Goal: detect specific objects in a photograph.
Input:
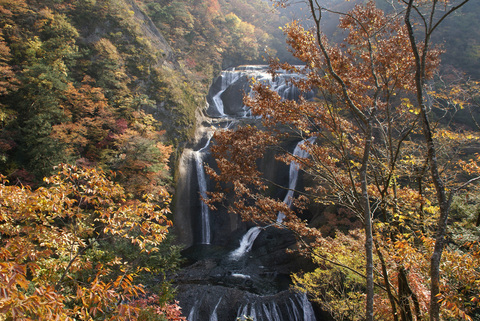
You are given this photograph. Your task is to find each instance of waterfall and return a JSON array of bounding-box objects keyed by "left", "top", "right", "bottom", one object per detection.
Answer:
[
  {"left": 187, "top": 298, "right": 200, "bottom": 321},
  {"left": 176, "top": 66, "right": 319, "bottom": 321},
  {"left": 209, "top": 297, "right": 223, "bottom": 321},
  {"left": 298, "top": 292, "right": 316, "bottom": 321},
  {"left": 237, "top": 304, "right": 249, "bottom": 321},
  {"left": 235, "top": 294, "right": 316, "bottom": 321},
  {"left": 288, "top": 297, "right": 302, "bottom": 320},
  {"left": 187, "top": 305, "right": 197, "bottom": 321},
  {"left": 230, "top": 136, "right": 316, "bottom": 259},
  {"left": 277, "top": 136, "right": 316, "bottom": 223},
  {"left": 262, "top": 302, "right": 282, "bottom": 321},
  {"left": 208, "top": 66, "right": 311, "bottom": 119},
  {"left": 229, "top": 226, "right": 263, "bottom": 260},
  {"left": 211, "top": 70, "right": 242, "bottom": 117},
  {"left": 193, "top": 133, "right": 214, "bottom": 244}
]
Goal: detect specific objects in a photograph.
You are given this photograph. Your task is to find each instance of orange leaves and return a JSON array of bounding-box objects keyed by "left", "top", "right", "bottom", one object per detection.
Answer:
[
  {"left": 284, "top": 21, "right": 321, "bottom": 69},
  {"left": 435, "top": 243, "right": 480, "bottom": 320},
  {"left": 0, "top": 164, "right": 175, "bottom": 320},
  {"left": 339, "top": 1, "right": 387, "bottom": 36},
  {"left": 51, "top": 78, "right": 115, "bottom": 158},
  {"left": 211, "top": 125, "right": 278, "bottom": 185}
]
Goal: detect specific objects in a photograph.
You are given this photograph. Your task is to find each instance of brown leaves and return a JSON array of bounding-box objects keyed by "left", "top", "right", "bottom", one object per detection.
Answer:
[{"left": 0, "top": 164, "right": 175, "bottom": 320}]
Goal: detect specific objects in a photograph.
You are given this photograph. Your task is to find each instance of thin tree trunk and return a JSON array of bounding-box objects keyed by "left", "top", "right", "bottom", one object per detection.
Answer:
[
  {"left": 403, "top": 0, "right": 473, "bottom": 317},
  {"left": 374, "top": 239, "right": 399, "bottom": 321},
  {"left": 404, "top": 2, "right": 449, "bottom": 319},
  {"left": 398, "top": 267, "right": 414, "bottom": 321},
  {"left": 360, "top": 116, "right": 375, "bottom": 321}
]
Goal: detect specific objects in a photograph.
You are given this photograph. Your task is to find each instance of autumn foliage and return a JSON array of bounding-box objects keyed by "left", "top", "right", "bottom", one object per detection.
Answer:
[
  {"left": 208, "top": 1, "right": 480, "bottom": 320},
  {"left": 0, "top": 164, "right": 184, "bottom": 320}
]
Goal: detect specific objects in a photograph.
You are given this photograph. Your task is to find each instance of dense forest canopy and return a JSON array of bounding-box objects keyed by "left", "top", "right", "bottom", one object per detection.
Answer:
[
  {"left": 0, "top": 0, "right": 479, "bottom": 319},
  {"left": 0, "top": 0, "right": 478, "bottom": 181},
  {"left": 0, "top": 0, "right": 310, "bottom": 181}
]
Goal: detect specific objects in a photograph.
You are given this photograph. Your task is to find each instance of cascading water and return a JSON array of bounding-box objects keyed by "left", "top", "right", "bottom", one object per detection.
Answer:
[
  {"left": 207, "top": 65, "right": 314, "bottom": 119},
  {"left": 211, "top": 70, "right": 243, "bottom": 117},
  {"left": 192, "top": 133, "right": 214, "bottom": 244},
  {"left": 231, "top": 135, "right": 317, "bottom": 260},
  {"left": 175, "top": 65, "right": 319, "bottom": 321},
  {"left": 277, "top": 136, "right": 317, "bottom": 223},
  {"left": 236, "top": 293, "right": 316, "bottom": 321},
  {"left": 299, "top": 292, "right": 316, "bottom": 321},
  {"left": 229, "top": 226, "right": 263, "bottom": 260},
  {"left": 209, "top": 297, "right": 223, "bottom": 321}
]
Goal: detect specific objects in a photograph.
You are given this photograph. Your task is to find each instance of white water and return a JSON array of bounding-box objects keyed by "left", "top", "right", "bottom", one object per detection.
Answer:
[
  {"left": 229, "top": 136, "right": 316, "bottom": 259},
  {"left": 277, "top": 136, "right": 316, "bottom": 223},
  {"left": 237, "top": 304, "right": 249, "bottom": 321},
  {"left": 229, "top": 226, "right": 263, "bottom": 260},
  {"left": 299, "top": 292, "right": 316, "bottom": 321},
  {"left": 249, "top": 305, "right": 257, "bottom": 320},
  {"left": 210, "top": 65, "right": 311, "bottom": 119},
  {"left": 209, "top": 297, "right": 223, "bottom": 321},
  {"left": 231, "top": 273, "right": 251, "bottom": 279},
  {"left": 193, "top": 133, "right": 214, "bottom": 244},
  {"left": 235, "top": 293, "right": 316, "bottom": 321},
  {"left": 187, "top": 300, "right": 198, "bottom": 321},
  {"left": 211, "top": 70, "right": 242, "bottom": 117},
  {"left": 184, "top": 66, "right": 318, "bottom": 321},
  {"left": 262, "top": 302, "right": 282, "bottom": 321},
  {"left": 289, "top": 297, "right": 302, "bottom": 320}
]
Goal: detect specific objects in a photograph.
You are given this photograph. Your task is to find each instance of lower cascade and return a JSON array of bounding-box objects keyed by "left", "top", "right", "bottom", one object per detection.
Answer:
[
  {"left": 174, "top": 66, "right": 321, "bottom": 320},
  {"left": 230, "top": 226, "right": 263, "bottom": 260}
]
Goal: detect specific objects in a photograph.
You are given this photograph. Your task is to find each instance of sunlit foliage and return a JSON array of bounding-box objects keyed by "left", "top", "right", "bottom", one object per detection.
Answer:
[
  {"left": 0, "top": 164, "right": 184, "bottom": 320},
  {"left": 208, "top": 1, "right": 480, "bottom": 320}
]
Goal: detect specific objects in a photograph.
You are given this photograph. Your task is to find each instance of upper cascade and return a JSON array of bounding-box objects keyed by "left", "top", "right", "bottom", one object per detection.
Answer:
[{"left": 206, "top": 65, "right": 314, "bottom": 118}]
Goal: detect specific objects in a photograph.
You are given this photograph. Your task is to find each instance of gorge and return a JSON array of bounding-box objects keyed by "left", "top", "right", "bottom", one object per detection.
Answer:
[{"left": 174, "top": 66, "right": 325, "bottom": 320}]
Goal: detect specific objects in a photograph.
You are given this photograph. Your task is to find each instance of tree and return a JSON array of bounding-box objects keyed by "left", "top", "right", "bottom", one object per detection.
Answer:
[
  {"left": 0, "top": 29, "right": 18, "bottom": 166},
  {"left": 0, "top": 164, "right": 184, "bottom": 320},
  {"left": 108, "top": 110, "right": 173, "bottom": 201},
  {"left": 2, "top": 8, "right": 81, "bottom": 178},
  {"left": 207, "top": 0, "right": 479, "bottom": 320},
  {"left": 402, "top": 0, "right": 479, "bottom": 319}
]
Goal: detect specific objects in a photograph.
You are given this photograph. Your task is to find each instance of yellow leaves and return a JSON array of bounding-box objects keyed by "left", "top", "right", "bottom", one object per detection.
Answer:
[
  {"left": 0, "top": 164, "right": 173, "bottom": 320},
  {"left": 293, "top": 230, "right": 367, "bottom": 321},
  {"left": 438, "top": 129, "right": 478, "bottom": 142},
  {"left": 350, "top": 159, "right": 361, "bottom": 169},
  {"left": 401, "top": 98, "right": 419, "bottom": 114},
  {"left": 457, "top": 154, "right": 480, "bottom": 176}
]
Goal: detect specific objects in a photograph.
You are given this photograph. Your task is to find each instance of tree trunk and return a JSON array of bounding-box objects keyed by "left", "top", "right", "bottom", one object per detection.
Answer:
[
  {"left": 360, "top": 116, "right": 375, "bottom": 321},
  {"left": 375, "top": 239, "right": 399, "bottom": 321},
  {"left": 404, "top": 2, "right": 450, "bottom": 319},
  {"left": 398, "top": 267, "right": 414, "bottom": 321}
]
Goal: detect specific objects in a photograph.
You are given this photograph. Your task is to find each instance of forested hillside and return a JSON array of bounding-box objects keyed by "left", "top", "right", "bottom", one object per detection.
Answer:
[
  {"left": 0, "top": 0, "right": 291, "bottom": 183},
  {"left": 1, "top": 0, "right": 477, "bottom": 183},
  {"left": 1, "top": 0, "right": 479, "bottom": 319},
  {"left": 433, "top": 0, "right": 480, "bottom": 79},
  {"left": 0, "top": 0, "right": 289, "bottom": 319}
]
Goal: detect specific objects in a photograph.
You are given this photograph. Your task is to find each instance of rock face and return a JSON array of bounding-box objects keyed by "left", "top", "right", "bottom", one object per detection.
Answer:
[
  {"left": 173, "top": 227, "right": 321, "bottom": 321},
  {"left": 173, "top": 66, "right": 327, "bottom": 320},
  {"left": 125, "top": 0, "right": 176, "bottom": 68}
]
